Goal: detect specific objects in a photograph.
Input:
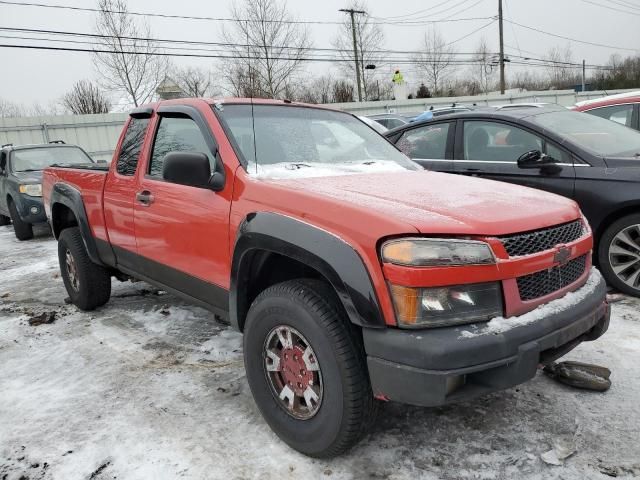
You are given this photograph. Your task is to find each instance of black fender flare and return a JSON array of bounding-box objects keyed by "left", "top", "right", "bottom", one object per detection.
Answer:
[
  {"left": 230, "top": 212, "right": 386, "bottom": 331},
  {"left": 50, "top": 183, "right": 105, "bottom": 266}
]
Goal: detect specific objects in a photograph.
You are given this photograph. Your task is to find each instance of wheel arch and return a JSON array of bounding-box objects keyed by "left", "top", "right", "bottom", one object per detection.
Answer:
[
  {"left": 594, "top": 202, "right": 640, "bottom": 251},
  {"left": 50, "top": 183, "right": 104, "bottom": 266},
  {"left": 230, "top": 212, "right": 385, "bottom": 332}
]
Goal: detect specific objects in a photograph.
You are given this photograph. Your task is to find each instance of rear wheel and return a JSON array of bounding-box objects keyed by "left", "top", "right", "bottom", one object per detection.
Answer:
[
  {"left": 243, "top": 279, "right": 377, "bottom": 458},
  {"left": 58, "top": 227, "right": 111, "bottom": 310},
  {"left": 598, "top": 213, "right": 640, "bottom": 296},
  {"left": 0, "top": 214, "right": 10, "bottom": 226},
  {"left": 8, "top": 199, "right": 33, "bottom": 241}
]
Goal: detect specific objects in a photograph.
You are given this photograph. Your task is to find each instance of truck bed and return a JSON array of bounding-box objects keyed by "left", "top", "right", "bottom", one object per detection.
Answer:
[{"left": 42, "top": 165, "right": 110, "bottom": 242}]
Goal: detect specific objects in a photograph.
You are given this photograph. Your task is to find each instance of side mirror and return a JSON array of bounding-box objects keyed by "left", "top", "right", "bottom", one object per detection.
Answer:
[
  {"left": 162, "top": 151, "right": 225, "bottom": 191},
  {"left": 517, "top": 150, "right": 562, "bottom": 173}
]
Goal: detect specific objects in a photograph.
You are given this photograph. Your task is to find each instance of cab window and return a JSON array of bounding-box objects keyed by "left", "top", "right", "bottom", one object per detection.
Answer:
[
  {"left": 149, "top": 116, "right": 213, "bottom": 178},
  {"left": 116, "top": 117, "right": 149, "bottom": 176},
  {"left": 396, "top": 123, "right": 450, "bottom": 159}
]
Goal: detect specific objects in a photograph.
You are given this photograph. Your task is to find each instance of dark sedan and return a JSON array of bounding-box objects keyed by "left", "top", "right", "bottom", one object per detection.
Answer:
[
  {"left": 385, "top": 104, "right": 640, "bottom": 296},
  {"left": 0, "top": 142, "right": 95, "bottom": 240}
]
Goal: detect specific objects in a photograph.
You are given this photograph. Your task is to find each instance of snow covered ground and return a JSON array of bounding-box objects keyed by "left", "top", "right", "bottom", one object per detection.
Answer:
[{"left": 1, "top": 225, "right": 639, "bottom": 480}]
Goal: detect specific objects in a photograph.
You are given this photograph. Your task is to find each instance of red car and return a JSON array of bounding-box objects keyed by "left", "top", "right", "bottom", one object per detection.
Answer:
[
  {"left": 42, "top": 98, "right": 609, "bottom": 457},
  {"left": 574, "top": 91, "right": 640, "bottom": 130}
]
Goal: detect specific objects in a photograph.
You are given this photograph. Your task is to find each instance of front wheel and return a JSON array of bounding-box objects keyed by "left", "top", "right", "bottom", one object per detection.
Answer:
[
  {"left": 58, "top": 227, "right": 112, "bottom": 310},
  {"left": 598, "top": 213, "right": 640, "bottom": 296},
  {"left": 8, "top": 200, "right": 33, "bottom": 241},
  {"left": 243, "top": 279, "right": 377, "bottom": 458}
]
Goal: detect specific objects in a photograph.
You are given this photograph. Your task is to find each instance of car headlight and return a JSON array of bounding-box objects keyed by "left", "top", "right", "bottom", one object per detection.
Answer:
[
  {"left": 381, "top": 238, "right": 495, "bottom": 267},
  {"left": 389, "top": 282, "right": 503, "bottom": 328},
  {"left": 19, "top": 184, "right": 42, "bottom": 197}
]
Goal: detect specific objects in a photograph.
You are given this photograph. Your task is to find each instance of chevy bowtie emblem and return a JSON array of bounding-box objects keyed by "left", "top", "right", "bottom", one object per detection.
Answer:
[{"left": 554, "top": 246, "right": 571, "bottom": 265}]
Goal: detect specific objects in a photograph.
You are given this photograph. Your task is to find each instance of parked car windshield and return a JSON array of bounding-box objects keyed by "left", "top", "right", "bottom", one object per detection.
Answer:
[
  {"left": 11, "top": 146, "right": 93, "bottom": 172},
  {"left": 531, "top": 111, "right": 640, "bottom": 157},
  {"left": 214, "top": 104, "right": 418, "bottom": 177}
]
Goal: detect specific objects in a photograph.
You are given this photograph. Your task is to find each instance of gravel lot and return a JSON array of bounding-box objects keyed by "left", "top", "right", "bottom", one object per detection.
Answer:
[{"left": 1, "top": 224, "right": 639, "bottom": 480}]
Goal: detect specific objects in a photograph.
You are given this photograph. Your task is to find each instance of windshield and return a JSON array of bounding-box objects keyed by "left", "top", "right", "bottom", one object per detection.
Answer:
[
  {"left": 214, "top": 104, "right": 418, "bottom": 177},
  {"left": 11, "top": 146, "right": 93, "bottom": 172},
  {"left": 530, "top": 110, "right": 640, "bottom": 157}
]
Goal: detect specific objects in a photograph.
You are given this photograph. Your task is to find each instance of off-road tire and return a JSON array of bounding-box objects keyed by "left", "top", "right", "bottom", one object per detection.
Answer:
[
  {"left": 8, "top": 199, "right": 33, "bottom": 241},
  {"left": 58, "top": 227, "right": 111, "bottom": 310},
  {"left": 243, "top": 278, "right": 377, "bottom": 458},
  {"left": 0, "top": 214, "right": 10, "bottom": 226},
  {"left": 598, "top": 213, "right": 640, "bottom": 297}
]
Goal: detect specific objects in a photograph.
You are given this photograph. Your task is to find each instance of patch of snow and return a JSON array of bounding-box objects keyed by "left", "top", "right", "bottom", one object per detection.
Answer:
[
  {"left": 460, "top": 268, "right": 603, "bottom": 338},
  {"left": 252, "top": 160, "right": 408, "bottom": 180}
]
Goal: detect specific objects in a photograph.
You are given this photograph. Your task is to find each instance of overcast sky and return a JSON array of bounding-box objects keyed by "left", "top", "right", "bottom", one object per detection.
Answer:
[{"left": 1, "top": 0, "right": 639, "bottom": 108}]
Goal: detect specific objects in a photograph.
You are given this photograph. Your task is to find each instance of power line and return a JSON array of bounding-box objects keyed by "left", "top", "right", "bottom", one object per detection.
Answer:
[
  {"left": 504, "top": 19, "right": 639, "bottom": 51},
  {"left": 0, "top": 0, "right": 493, "bottom": 27},
  {"left": 578, "top": 0, "right": 640, "bottom": 15},
  {"left": 0, "top": 26, "right": 491, "bottom": 57},
  {"left": 444, "top": 19, "right": 497, "bottom": 46}
]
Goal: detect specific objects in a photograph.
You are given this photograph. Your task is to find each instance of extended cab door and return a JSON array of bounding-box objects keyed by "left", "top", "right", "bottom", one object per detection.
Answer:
[
  {"left": 133, "top": 105, "right": 232, "bottom": 307},
  {"left": 103, "top": 113, "right": 152, "bottom": 267},
  {"left": 392, "top": 121, "right": 455, "bottom": 172},
  {"left": 453, "top": 119, "right": 576, "bottom": 199}
]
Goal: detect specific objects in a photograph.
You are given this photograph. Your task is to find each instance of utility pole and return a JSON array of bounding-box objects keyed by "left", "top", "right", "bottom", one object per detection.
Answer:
[
  {"left": 498, "top": 0, "right": 505, "bottom": 94},
  {"left": 582, "top": 59, "right": 586, "bottom": 92},
  {"left": 339, "top": 8, "right": 365, "bottom": 102}
]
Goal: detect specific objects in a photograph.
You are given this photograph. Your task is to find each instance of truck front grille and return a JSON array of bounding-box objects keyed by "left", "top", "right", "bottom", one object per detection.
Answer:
[
  {"left": 499, "top": 220, "right": 585, "bottom": 257},
  {"left": 517, "top": 255, "right": 587, "bottom": 301}
]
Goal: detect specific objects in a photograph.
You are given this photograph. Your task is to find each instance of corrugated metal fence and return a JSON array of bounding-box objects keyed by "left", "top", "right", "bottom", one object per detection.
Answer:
[
  {"left": 0, "top": 112, "right": 127, "bottom": 162},
  {"left": 0, "top": 89, "right": 634, "bottom": 162}
]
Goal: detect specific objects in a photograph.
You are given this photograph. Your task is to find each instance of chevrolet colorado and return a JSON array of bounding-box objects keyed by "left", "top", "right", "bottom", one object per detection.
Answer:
[{"left": 42, "top": 98, "right": 609, "bottom": 457}]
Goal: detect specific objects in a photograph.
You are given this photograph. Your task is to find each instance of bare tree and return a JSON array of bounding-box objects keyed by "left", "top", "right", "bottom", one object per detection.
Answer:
[
  {"left": 332, "top": 1, "right": 385, "bottom": 101},
  {"left": 62, "top": 80, "right": 111, "bottom": 114},
  {"left": 333, "top": 80, "right": 355, "bottom": 103},
  {"left": 223, "top": 0, "right": 312, "bottom": 99},
  {"left": 93, "top": 0, "right": 168, "bottom": 106},
  {"left": 172, "top": 66, "right": 218, "bottom": 98},
  {"left": 416, "top": 27, "right": 457, "bottom": 97},
  {"left": 0, "top": 98, "right": 23, "bottom": 118},
  {"left": 469, "top": 37, "right": 497, "bottom": 95},
  {"left": 545, "top": 44, "right": 578, "bottom": 88}
]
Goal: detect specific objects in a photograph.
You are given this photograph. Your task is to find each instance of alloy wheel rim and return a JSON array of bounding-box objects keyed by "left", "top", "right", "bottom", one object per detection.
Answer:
[
  {"left": 65, "top": 249, "right": 80, "bottom": 292},
  {"left": 609, "top": 223, "right": 640, "bottom": 290},
  {"left": 263, "top": 325, "right": 323, "bottom": 420}
]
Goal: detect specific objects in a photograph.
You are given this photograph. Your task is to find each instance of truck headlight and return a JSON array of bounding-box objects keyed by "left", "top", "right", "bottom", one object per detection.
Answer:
[
  {"left": 19, "top": 184, "right": 42, "bottom": 197},
  {"left": 389, "top": 282, "right": 503, "bottom": 328},
  {"left": 381, "top": 238, "right": 495, "bottom": 267}
]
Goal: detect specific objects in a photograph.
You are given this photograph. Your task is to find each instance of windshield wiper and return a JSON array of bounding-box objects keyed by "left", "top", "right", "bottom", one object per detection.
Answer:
[
  {"left": 284, "top": 163, "right": 313, "bottom": 170},
  {"left": 16, "top": 168, "right": 43, "bottom": 172}
]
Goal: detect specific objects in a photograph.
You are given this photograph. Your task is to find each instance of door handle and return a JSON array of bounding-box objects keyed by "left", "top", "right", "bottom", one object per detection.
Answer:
[{"left": 136, "top": 190, "right": 154, "bottom": 206}]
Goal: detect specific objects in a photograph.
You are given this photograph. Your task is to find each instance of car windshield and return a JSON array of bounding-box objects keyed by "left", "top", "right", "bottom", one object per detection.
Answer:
[
  {"left": 214, "top": 104, "right": 418, "bottom": 178},
  {"left": 530, "top": 111, "right": 640, "bottom": 157},
  {"left": 11, "top": 146, "right": 92, "bottom": 172}
]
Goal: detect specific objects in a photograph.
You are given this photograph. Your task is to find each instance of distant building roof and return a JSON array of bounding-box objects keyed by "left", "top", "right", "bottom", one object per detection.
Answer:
[{"left": 156, "top": 77, "right": 184, "bottom": 100}]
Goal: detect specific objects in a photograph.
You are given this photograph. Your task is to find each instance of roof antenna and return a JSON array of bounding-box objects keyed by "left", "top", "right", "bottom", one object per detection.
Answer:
[{"left": 246, "top": 20, "right": 258, "bottom": 175}]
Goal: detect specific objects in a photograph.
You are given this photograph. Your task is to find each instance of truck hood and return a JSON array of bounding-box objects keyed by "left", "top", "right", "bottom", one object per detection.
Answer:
[
  {"left": 263, "top": 170, "right": 581, "bottom": 236},
  {"left": 12, "top": 171, "right": 43, "bottom": 184}
]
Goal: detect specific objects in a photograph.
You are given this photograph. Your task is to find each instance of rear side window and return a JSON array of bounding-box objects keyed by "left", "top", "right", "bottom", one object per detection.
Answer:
[
  {"left": 117, "top": 117, "right": 149, "bottom": 176},
  {"left": 587, "top": 104, "right": 634, "bottom": 127},
  {"left": 148, "top": 116, "right": 213, "bottom": 178},
  {"left": 463, "top": 121, "right": 542, "bottom": 162},
  {"left": 396, "top": 123, "right": 450, "bottom": 159}
]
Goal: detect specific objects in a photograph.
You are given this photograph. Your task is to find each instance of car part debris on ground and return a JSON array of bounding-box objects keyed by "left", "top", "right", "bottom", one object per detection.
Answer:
[
  {"left": 541, "top": 437, "right": 577, "bottom": 466},
  {"left": 543, "top": 361, "right": 612, "bottom": 391}
]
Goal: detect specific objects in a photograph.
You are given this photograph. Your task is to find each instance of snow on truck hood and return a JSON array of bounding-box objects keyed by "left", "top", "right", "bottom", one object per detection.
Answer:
[{"left": 256, "top": 169, "right": 581, "bottom": 237}]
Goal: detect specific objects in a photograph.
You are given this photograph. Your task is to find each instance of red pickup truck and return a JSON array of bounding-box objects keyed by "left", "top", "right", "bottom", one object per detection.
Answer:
[{"left": 42, "top": 98, "right": 609, "bottom": 457}]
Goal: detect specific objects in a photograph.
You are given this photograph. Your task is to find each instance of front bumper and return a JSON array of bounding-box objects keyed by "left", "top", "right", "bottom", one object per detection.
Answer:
[
  {"left": 16, "top": 194, "right": 47, "bottom": 223},
  {"left": 364, "top": 271, "right": 610, "bottom": 407}
]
